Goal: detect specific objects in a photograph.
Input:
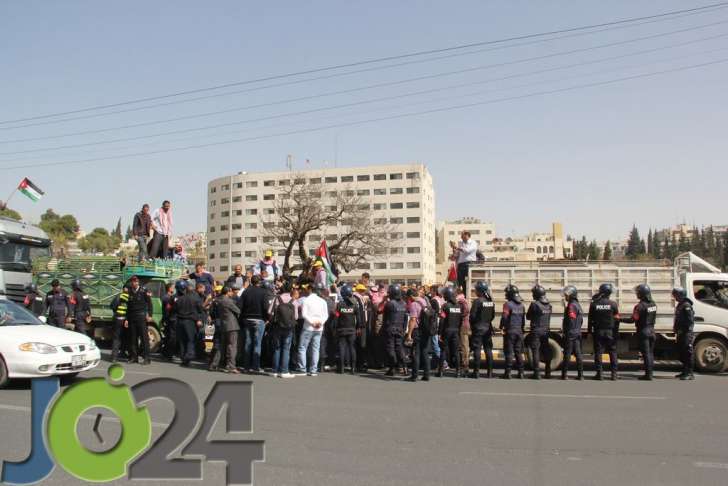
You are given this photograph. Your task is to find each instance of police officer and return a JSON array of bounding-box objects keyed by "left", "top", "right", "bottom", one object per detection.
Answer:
[
  {"left": 126, "top": 275, "right": 153, "bottom": 365},
  {"left": 588, "top": 283, "right": 620, "bottom": 381},
  {"left": 405, "top": 288, "right": 434, "bottom": 382},
  {"left": 672, "top": 287, "right": 695, "bottom": 380},
  {"left": 500, "top": 284, "right": 525, "bottom": 379},
  {"left": 161, "top": 282, "right": 178, "bottom": 361},
  {"left": 44, "top": 279, "right": 70, "bottom": 328},
  {"left": 334, "top": 284, "right": 360, "bottom": 375},
  {"left": 109, "top": 287, "right": 129, "bottom": 362},
  {"left": 526, "top": 284, "right": 552, "bottom": 380},
  {"left": 619, "top": 284, "right": 658, "bottom": 380},
  {"left": 172, "top": 278, "right": 205, "bottom": 367},
  {"left": 438, "top": 287, "right": 465, "bottom": 378},
  {"left": 69, "top": 279, "right": 92, "bottom": 337},
  {"left": 561, "top": 285, "right": 584, "bottom": 380},
  {"left": 23, "top": 283, "right": 45, "bottom": 317},
  {"left": 383, "top": 284, "right": 408, "bottom": 377},
  {"left": 469, "top": 281, "right": 495, "bottom": 379}
]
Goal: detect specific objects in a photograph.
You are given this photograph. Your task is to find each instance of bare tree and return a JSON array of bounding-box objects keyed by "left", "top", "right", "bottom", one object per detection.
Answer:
[{"left": 260, "top": 172, "right": 399, "bottom": 275}]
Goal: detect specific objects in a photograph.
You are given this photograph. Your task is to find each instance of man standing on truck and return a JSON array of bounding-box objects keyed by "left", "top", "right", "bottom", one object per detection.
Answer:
[
  {"left": 500, "top": 284, "right": 525, "bottom": 379},
  {"left": 619, "top": 284, "right": 658, "bottom": 381},
  {"left": 45, "top": 279, "right": 70, "bottom": 328},
  {"left": 526, "top": 285, "right": 552, "bottom": 380},
  {"left": 588, "top": 283, "right": 621, "bottom": 381},
  {"left": 132, "top": 204, "right": 152, "bottom": 261},
  {"left": 672, "top": 287, "right": 696, "bottom": 381},
  {"left": 149, "top": 200, "right": 173, "bottom": 259},
  {"left": 126, "top": 276, "right": 153, "bottom": 365},
  {"left": 450, "top": 231, "right": 477, "bottom": 291},
  {"left": 69, "top": 279, "right": 92, "bottom": 337},
  {"left": 561, "top": 285, "right": 585, "bottom": 380}
]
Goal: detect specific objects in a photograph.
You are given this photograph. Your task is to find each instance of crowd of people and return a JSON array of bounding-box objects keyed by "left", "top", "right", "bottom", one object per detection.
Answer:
[{"left": 97, "top": 253, "right": 696, "bottom": 382}]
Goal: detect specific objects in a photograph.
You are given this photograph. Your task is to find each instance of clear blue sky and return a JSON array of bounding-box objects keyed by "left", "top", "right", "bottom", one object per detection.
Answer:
[{"left": 1, "top": 1, "right": 726, "bottom": 241}]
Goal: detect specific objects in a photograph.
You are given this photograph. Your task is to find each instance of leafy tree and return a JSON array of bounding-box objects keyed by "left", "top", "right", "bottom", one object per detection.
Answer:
[
  {"left": 603, "top": 241, "right": 613, "bottom": 261},
  {"left": 124, "top": 225, "right": 133, "bottom": 241},
  {"left": 678, "top": 233, "right": 690, "bottom": 252},
  {"left": 38, "top": 209, "right": 79, "bottom": 256},
  {"left": 647, "top": 229, "right": 653, "bottom": 256},
  {"left": 587, "top": 240, "right": 600, "bottom": 260},
  {"left": 113, "top": 218, "right": 122, "bottom": 239},
  {"left": 78, "top": 227, "right": 121, "bottom": 255},
  {"left": 625, "top": 225, "right": 645, "bottom": 260},
  {"left": 0, "top": 207, "right": 21, "bottom": 220}
]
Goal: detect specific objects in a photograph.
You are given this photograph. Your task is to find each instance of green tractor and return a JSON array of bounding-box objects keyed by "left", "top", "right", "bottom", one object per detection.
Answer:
[{"left": 33, "top": 257, "right": 188, "bottom": 353}]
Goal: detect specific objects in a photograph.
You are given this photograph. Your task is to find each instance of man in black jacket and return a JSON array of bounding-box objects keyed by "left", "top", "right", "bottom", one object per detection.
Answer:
[
  {"left": 126, "top": 276, "right": 153, "bottom": 365},
  {"left": 132, "top": 204, "right": 152, "bottom": 261},
  {"left": 214, "top": 287, "right": 241, "bottom": 373},
  {"left": 172, "top": 280, "right": 205, "bottom": 367},
  {"left": 238, "top": 275, "right": 269, "bottom": 373},
  {"left": 672, "top": 287, "right": 695, "bottom": 380}
]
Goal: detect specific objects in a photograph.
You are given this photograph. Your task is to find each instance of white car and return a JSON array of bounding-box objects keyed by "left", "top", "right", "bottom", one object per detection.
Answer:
[{"left": 0, "top": 299, "right": 101, "bottom": 388}]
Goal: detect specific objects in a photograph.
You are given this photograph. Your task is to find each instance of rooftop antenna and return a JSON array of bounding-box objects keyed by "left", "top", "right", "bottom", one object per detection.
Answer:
[{"left": 286, "top": 154, "right": 293, "bottom": 171}]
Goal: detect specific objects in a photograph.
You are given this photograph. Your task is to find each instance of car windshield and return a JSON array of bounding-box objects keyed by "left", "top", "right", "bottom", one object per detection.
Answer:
[
  {"left": 0, "top": 240, "right": 51, "bottom": 272},
  {"left": 0, "top": 300, "right": 43, "bottom": 326}
]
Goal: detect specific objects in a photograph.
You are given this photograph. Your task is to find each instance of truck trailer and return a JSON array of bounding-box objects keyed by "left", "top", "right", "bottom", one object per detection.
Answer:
[{"left": 466, "top": 252, "right": 728, "bottom": 373}]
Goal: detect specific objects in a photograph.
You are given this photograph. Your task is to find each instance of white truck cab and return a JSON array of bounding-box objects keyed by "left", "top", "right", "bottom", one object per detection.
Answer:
[{"left": 0, "top": 217, "right": 52, "bottom": 303}]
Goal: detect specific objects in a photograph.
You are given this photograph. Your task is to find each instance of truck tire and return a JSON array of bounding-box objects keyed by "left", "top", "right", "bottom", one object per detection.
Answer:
[
  {"left": 695, "top": 336, "right": 728, "bottom": 373},
  {"left": 0, "top": 355, "right": 8, "bottom": 389},
  {"left": 524, "top": 337, "right": 563, "bottom": 371},
  {"left": 148, "top": 325, "right": 162, "bottom": 354}
]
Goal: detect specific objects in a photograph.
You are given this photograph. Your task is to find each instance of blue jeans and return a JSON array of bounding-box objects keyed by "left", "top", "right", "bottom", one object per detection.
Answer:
[
  {"left": 297, "top": 329, "right": 322, "bottom": 373},
  {"left": 431, "top": 335, "right": 441, "bottom": 358},
  {"left": 243, "top": 319, "right": 266, "bottom": 371},
  {"left": 272, "top": 331, "right": 292, "bottom": 374}
]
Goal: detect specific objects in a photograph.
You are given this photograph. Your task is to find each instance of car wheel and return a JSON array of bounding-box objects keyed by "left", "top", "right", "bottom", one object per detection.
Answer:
[
  {"left": 148, "top": 325, "right": 161, "bottom": 354},
  {"left": 0, "top": 355, "right": 9, "bottom": 389},
  {"left": 695, "top": 336, "right": 728, "bottom": 373}
]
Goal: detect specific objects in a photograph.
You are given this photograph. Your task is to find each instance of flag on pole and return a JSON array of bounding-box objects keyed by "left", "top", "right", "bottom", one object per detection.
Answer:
[
  {"left": 18, "top": 178, "right": 44, "bottom": 202},
  {"left": 315, "top": 240, "right": 337, "bottom": 286}
]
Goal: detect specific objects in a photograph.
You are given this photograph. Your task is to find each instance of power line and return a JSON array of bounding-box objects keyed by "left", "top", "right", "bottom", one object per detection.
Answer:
[
  {"left": 1, "top": 6, "right": 723, "bottom": 131},
  {"left": 4, "top": 17, "right": 727, "bottom": 145},
  {"left": 3, "top": 57, "right": 725, "bottom": 171},
  {"left": 3, "top": 21, "right": 726, "bottom": 156},
  {"left": 1, "top": 1, "right": 726, "bottom": 126}
]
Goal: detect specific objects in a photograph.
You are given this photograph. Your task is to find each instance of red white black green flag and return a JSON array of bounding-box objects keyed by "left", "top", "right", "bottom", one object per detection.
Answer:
[{"left": 18, "top": 178, "right": 44, "bottom": 202}]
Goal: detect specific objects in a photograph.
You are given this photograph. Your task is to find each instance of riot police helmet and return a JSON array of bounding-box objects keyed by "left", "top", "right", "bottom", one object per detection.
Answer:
[
  {"left": 175, "top": 279, "right": 188, "bottom": 294},
  {"left": 388, "top": 284, "right": 402, "bottom": 300},
  {"left": 635, "top": 283, "right": 652, "bottom": 300},
  {"left": 474, "top": 281, "right": 491, "bottom": 299},
  {"left": 340, "top": 284, "right": 353, "bottom": 299},
  {"left": 598, "top": 283, "right": 613, "bottom": 297},
  {"left": 562, "top": 285, "right": 578, "bottom": 301}
]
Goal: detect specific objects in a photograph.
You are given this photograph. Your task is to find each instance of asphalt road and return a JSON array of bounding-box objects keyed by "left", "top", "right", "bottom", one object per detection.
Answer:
[{"left": 1, "top": 355, "right": 727, "bottom": 486}]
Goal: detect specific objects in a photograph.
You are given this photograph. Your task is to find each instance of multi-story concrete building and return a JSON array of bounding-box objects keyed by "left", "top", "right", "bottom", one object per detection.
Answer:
[{"left": 206, "top": 163, "right": 436, "bottom": 285}]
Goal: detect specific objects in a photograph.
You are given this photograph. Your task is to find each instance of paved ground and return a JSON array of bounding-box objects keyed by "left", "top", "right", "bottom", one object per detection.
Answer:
[{"left": 1, "top": 354, "right": 727, "bottom": 486}]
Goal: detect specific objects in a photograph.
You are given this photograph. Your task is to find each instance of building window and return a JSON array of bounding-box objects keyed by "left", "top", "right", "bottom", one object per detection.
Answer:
[
  {"left": 406, "top": 187, "right": 420, "bottom": 194},
  {"left": 245, "top": 237, "right": 257, "bottom": 243},
  {"left": 373, "top": 188, "right": 386, "bottom": 196},
  {"left": 406, "top": 172, "right": 419, "bottom": 179},
  {"left": 325, "top": 176, "right": 337, "bottom": 183},
  {"left": 263, "top": 194, "right": 274, "bottom": 200},
  {"left": 221, "top": 184, "right": 230, "bottom": 191},
  {"left": 357, "top": 175, "right": 370, "bottom": 182},
  {"left": 374, "top": 218, "right": 387, "bottom": 225},
  {"left": 278, "top": 179, "right": 289, "bottom": 186},
  {"left": 234, "top": 210, "right": 242, "bottom": 216},
  {"left": 246, "top": 181, "right": 258, "bottom": 188},
  {"left": 210, "top": 200, "right": 216, "bottom": 207},
  {"left": 221, "top": 211, "right": 229, "bottom": 217},
  {"left": 232, "top": 196, "right": 242, "bottom": 203},
  {"left": 390, "top": 217, "right": 403, "bottom": 224},
  {"left": 210, "top": 213, "right": 216, "bottom": 220},
  {"left": 210, "top": 187, "right": 217, "bottom": 193},
  {"left": 232, "top": 251, "right": 241, "bottom": 258},
  {"left": 309, "top": 177, "right": 322, "bottom": 184},
  {"left": 537, "top": 247, "right": 542, "bottom": 254},
  {"left": 390, "top": 236, "right": 404, "bottom": 244},
  {"left": 220, "top": 198, "right": 230, "bottom": 204},
  {"left": 219, "top": 252, "right": 227, "bottom": 258},
  {"left": 549, "top": 246, "right": 554, "bottom": 253},
  {"left": 308, "top": 234, "right": 322, "bottom": 241},
  {"left": 234, "top": 237, "right": 241, "bottom": 244},
  {"left": 357, "top": 262, "right": 371, "bottom": 270},
  {"left": 358, "top": 204, "right": 370, "bottom": 210},
  {"left": 390, "top": 203, "right": 403, "bottom": 209},
  {"left": 357, "top": 189, "right": 370, "bottom": 196},
  {"left": 245, "top": 223, "right": 257, "bottom": 229},
  {"left": 407, "top": 247, "right": 421, "bottom": 254},
  {"left": 209, "top": 253, "right": 215, "bottom": 259},
  {"left": 390, "top": 188, "right": 403, "bottom": 195},
  {"left": 374, "top": 174, "right": 386, "bottom": 180},
  {"left": 343, "top": 190, "right": 355, "bottom": 197},
  {"left": 294, "top": 178, "right": 305, "bottom": 185},
  {"left": 325, "top": 234, "right": 338, "bottom": 241},
  {"left": 209, "top": 227, "right": 216, "bottom": 233},
  {"left": 209, "top": 240, "right": 216, "bottom": 246},
  {"left": 374, "top": 262, "right": 387, "bottom": 269},
  {"left": 246, "top": 195, "right": 257, "bottom": 201},
  {"left": 220, "top": 265, "right": 228, "bottom": 272},
  {"left": 406, "top": 202, "right": 420, "bottom": 209},
  {"left": 325, "top": 191, "right": 337, "bottom": 198},
  {"left": 264, "top": 180, "right": 275, "bottom": 186},
  {"left": 406, "top": 217, "right": 420, "bottom": 224},
  {"left": 389, "top": 173, "right": 403, "bottom": 180},
  {"left": 264, "top": 208, "right": 275, "bottom": 215},
  {"left": 407, "top": 262, "right": 421, "bottom": 269},
  {"left": 341, "top": 176, "right": 354, "bottom": 182},
  {"left": 263, "top": 236, "right": 275, "bottom": 243},
  {"left": 234, "top": 182, "right": 243, "bottom": 189},
  {"left": 277, "top": 250, "right": 286, "bottom": 257},
  {"left": 230, "top": 223, "right": 240, "bottom": 230},
  {"left": 390, "top": 262, "right": 404, "bottom": 269},
  {"left": 373, "top": 203, "right": 386, "bottom": 210},
  {"left": 245, "top": 209, "right": 258, "bottom": 215},
  {"left": 220, "top": 225, "right": 228, "bottom": 231},
  {"left": 407, "top": 232, "right": 420, "bottom": 238},
  {"left": 245, "top": 251, "right": 256, "bottom": 258}
]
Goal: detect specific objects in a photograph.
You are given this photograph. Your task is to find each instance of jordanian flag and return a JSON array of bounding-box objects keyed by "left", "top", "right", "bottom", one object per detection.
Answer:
[
  {"left": 18, "top": 178, "right": 44, "bottom": 202},
  {"left": 315, "top": 240, "right": 337, "bottom": 286}
]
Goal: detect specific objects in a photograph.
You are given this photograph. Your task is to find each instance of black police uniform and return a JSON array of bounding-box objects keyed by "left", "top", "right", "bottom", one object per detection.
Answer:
[
  {"left": 469, "top": 296, "right": 495, "bottom": 378},
  {"left": 409, "top": 297, "right": 434, "bottom": 381},
  {"left": 334, "top": 296, "right": 360, "bottom": 373},
  {"left": 561, "top": 300, "right": 584, "bottom": 379},
  {"left": 588, "top": 296, "right": 620, "bottom": 379},
  {"left": 70, "top": 289, "right": 92, "bottom": 337},
  {"left": 45, "top": 289, "right": 70, "bottom": 328},
  {"left": 526, "top": 300, "right": 552, "bottom": 379},
  {"left": 126, "top": 286, "right": 153, "bottom": 363},
  {"left": 173, "top": 291, "right": 205, "bottom": 366},
  {"left": 622, "top": 300, "right": 658, "bottom": 379},
  {"left": 383, "top": 298, "right": 408, "bottom": 375},
  {"left": 673, "top": 298, "right": 695, "bottom": 378},
  {"left": 161, "top": 292, "right": 178, "bottom": 360},
  {"left": 23, "top": 291, "right": 45, "bottom": 317},
  {"left": 439, "top": 300, "right": 465, "bottom": 377},
  {"left": 109, "top": 290, "right": 129, "bottom": 362},
  {"left": 500, "top": 298, "right": 525, "bottom": 378}
]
